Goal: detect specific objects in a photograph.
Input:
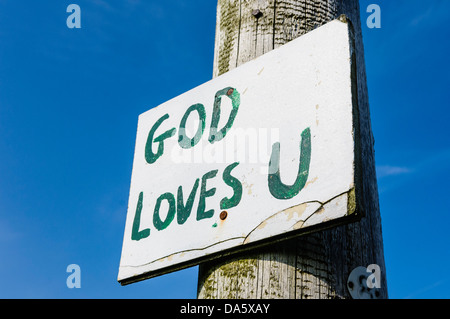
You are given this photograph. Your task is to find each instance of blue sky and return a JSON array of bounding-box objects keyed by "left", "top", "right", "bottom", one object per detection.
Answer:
[{"left": 0, "top": 0, "right": 449, "bottom": 299}]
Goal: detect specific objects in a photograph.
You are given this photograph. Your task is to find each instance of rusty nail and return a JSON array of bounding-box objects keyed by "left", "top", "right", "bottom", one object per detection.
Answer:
[
  {"left": 227, "top": 88, "right": 234, "bottom": 96},
  {"left": 220, "top": 211, "right": 228, "bottom": 220},
  {"left": 252, "top": 9, "right": 263, "bottom": 18}
]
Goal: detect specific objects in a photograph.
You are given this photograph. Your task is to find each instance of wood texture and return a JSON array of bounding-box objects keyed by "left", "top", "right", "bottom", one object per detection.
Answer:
[{"left": 199, "top": 0, "right": 387, "bottom": 299}]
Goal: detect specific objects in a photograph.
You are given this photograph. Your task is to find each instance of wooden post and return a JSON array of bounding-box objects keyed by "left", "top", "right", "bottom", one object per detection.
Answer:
[{"left": 197, "top": 0, "right": 387, "bottom": 299}]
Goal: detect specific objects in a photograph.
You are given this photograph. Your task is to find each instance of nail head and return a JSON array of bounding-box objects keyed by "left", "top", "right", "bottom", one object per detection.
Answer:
[{"left": 220, "top": 211, "right": 228, "bottom": 220}]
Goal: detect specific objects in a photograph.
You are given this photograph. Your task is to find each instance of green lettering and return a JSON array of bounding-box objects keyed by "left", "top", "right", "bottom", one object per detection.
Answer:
[
  {"left": 145, "top": 113, "right": 176, "bottom": 164},
  {"left": 209, "top": 87, "right": 240, "bottom": 144},
  {"left": 177, "top": 178, "right": 200, "bottom": 225},
  {"left": 178, "top": 104, "right": 206, "bottom": 149},
  {"left": 220, "top": 162, "right": 242, "bottom": 210},
  {"left": 131, "top": 192, "right": 150, "bottom": 241},
  {"left": 197, "top": 170, "right": 218, "bottom": 221},
  {"left": 153, "top": 192, "right": 176, "bottom": 231},
  {"left": 268, "top": 128, "right": 311, "bottom": 200}
]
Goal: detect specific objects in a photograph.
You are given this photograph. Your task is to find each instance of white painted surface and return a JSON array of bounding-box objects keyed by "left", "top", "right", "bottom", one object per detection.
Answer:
[{"left": 118, "top": 19, "right": 359, "bottom": 283}]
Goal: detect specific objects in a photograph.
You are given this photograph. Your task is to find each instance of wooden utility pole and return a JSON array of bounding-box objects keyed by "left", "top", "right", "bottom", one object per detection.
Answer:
[{"left": 197, "top": 0, "right": 387, "bottom": 299}]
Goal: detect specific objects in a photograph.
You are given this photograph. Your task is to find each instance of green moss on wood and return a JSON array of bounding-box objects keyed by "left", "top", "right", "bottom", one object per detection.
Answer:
[{"left": 217, "top": 0, "right": 240, "bottom": 76}]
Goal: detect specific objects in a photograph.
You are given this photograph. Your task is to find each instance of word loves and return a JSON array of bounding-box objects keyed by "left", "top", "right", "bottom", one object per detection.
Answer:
[
  {"left": 180, "top": 303, "right": 271, "bottom": 316},
  {"left": 132, "top": 86, "right": 311, "bottom": 241}
]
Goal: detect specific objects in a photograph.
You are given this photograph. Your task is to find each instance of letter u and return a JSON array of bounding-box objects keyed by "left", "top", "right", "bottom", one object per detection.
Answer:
[{"left": 268, "top": 127, "right": 311, "bottom": 199}]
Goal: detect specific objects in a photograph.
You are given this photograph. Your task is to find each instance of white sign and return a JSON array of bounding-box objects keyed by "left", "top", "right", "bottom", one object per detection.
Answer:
[{"left": 118, "top": 18, "right": 362, "bottom": 284}]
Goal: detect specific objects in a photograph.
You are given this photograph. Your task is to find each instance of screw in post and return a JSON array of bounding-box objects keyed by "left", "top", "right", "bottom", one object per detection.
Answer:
[{"left": 252, "top": 9, "right": 263, "bottom": 19}]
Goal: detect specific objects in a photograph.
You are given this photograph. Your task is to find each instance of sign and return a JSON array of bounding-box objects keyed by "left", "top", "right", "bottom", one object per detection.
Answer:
[{"left": 118, "top": 18, "right": 363, "bottom": 285}]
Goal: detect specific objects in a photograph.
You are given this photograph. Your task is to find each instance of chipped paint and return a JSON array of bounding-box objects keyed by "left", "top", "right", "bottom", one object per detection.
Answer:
[
  {"left": 304, "top": 176, "right": 318, "bottom": 189},
  {"left": 243, "top": 189, "right": 355, "bottom": 245},
  {"left": 242, "top": 181, "right": 254, "bottom": 195}
]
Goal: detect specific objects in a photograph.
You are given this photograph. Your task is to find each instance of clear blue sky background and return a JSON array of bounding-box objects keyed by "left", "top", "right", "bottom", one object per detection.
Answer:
[{"left": 0, "top": 0, "right": 448, "bottom": 299}]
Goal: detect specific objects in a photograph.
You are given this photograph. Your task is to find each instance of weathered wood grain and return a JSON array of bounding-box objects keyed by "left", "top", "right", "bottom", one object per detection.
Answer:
[{"left": 199, "top": 0, "right": 387, "bottom": 299}]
